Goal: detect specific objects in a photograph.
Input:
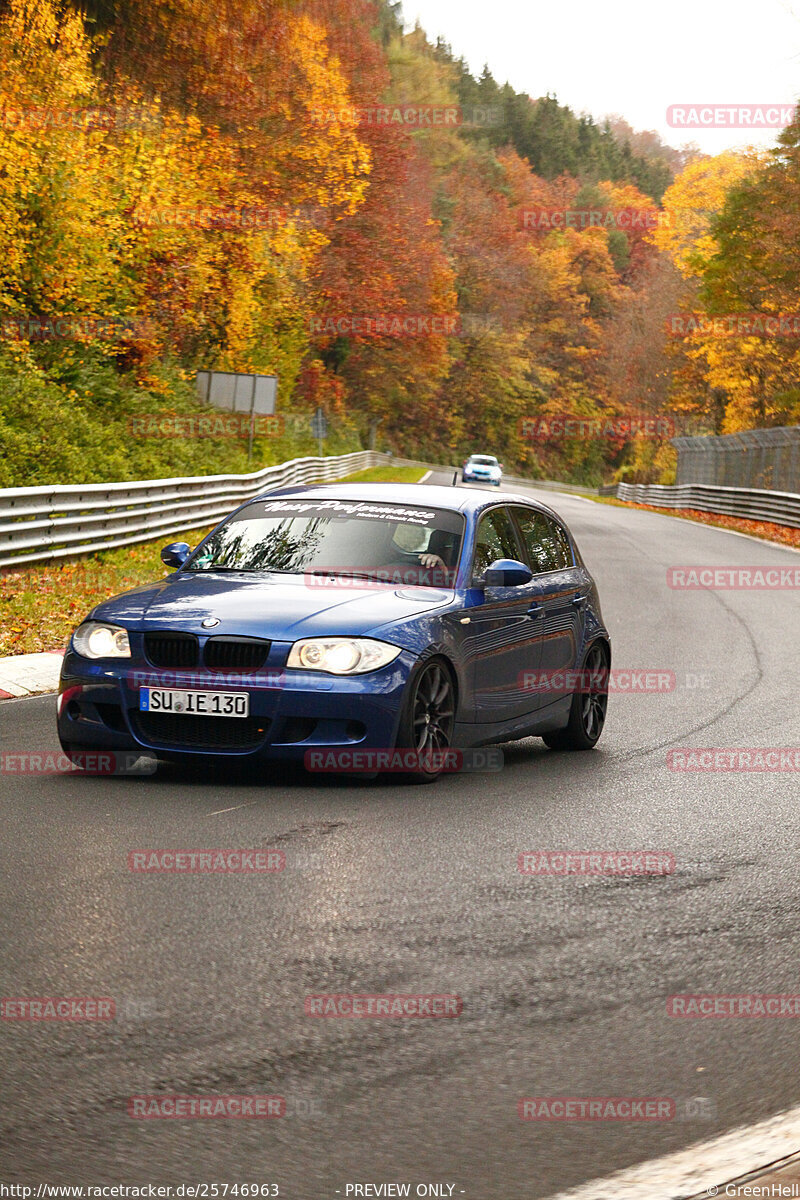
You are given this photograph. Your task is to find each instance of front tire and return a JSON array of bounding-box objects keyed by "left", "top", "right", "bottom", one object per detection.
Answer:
[
  {"left": 394, "top": 657, "right": 456, "bottom": 783},
  {"left": 543, "top": 641, "right": 609, "bottom": 751}
]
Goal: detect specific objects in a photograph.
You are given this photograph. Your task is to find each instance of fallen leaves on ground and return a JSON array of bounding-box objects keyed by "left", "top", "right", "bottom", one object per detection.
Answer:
[{"left": 613, "top": 502, "right": 800, "bottom": 549}]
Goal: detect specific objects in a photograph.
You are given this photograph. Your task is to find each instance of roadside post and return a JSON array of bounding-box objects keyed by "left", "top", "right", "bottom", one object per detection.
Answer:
[{"left": 311, "top": 407, "right": 328, "bottom": 457}]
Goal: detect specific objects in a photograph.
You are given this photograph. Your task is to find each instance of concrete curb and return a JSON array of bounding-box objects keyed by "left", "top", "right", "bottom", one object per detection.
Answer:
[
  {"left": 0, "top": 653, "right": 63, "bottom": 699},
  {"left": 545, "top": 1101, "right": 800, "bottom": 1199}
]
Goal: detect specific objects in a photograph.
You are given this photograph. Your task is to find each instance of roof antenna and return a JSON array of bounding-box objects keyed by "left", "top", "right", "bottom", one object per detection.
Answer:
[{"left": 452, "top": 469, "right": 459, "bottom": 486}]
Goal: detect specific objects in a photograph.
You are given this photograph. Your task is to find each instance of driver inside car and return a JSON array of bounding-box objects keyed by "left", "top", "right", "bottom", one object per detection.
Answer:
[{"left": 418, "top": 528, "right": 457, "bottom": 576}]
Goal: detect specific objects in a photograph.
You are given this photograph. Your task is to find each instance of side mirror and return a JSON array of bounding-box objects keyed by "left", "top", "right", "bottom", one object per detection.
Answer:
[
  {"left": 483, "top": 558, "right": 533, "bottom": 588},
  {"left": 161, "top": 542, "right": 191, "bottom": 569}
]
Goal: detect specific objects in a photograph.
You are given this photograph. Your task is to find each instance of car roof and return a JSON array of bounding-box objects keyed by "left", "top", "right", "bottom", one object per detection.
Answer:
[{"left": 252, "top": 481, "right": 565, "bottom": 521}]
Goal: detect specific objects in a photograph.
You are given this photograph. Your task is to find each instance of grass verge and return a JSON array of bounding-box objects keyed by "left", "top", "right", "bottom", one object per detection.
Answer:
[{"left": 329, "top": 465, "right": 428, "bottom": 483}]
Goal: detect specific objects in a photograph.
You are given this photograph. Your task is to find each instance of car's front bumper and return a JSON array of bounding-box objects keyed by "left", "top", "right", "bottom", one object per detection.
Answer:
[
  {"left": 57, "top": 646, "right": 417, "bottom": 762},
  {"left": 463, "top": 472, "right": 501, "bottom": 485}
]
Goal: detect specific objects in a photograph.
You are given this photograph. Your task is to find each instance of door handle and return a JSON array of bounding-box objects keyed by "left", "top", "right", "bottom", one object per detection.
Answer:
[{"left": 527, "top": 604, "right": 545, "bottom": 619}]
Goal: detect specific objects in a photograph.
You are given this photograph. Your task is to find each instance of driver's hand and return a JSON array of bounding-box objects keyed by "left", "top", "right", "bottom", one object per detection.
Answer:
[{"left": 419, "top": 553, "right": 447, "bottom": 570}]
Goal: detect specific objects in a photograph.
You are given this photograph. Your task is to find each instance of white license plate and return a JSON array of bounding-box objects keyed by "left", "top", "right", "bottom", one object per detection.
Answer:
[{"left": 140, "top": 688, "right": 249, "bottom": 718}]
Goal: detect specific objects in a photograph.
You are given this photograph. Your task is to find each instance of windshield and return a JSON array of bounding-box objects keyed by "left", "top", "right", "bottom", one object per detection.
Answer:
[
  {"left": 187, "top": 498, "right": 465, "bottom": 586},
  {"left": 469, "top": 456, "right": 498, "bottom": 466}
]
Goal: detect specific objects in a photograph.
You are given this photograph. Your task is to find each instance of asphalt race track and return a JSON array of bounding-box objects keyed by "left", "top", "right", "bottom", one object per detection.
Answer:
[{"left": 2, "top": 471, "right": 799, "bottom": 1197}]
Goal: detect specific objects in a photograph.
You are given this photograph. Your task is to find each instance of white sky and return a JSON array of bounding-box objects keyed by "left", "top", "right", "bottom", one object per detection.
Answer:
[{"left": 403, "top": 0, "right": 800, "bottom": 155}]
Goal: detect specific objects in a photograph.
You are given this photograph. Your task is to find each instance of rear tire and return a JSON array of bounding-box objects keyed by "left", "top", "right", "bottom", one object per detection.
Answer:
[{"left": 543, "top": 642, "right": 609, "bottom": 751}]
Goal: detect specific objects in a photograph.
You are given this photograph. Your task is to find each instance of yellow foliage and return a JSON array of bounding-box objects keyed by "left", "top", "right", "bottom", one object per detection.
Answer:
[
  {"left": 0, "top": 0, "right": 372, "bottom": 389},
  {"left": 652, "top": 152, "right": 755, "bottom": 279}
]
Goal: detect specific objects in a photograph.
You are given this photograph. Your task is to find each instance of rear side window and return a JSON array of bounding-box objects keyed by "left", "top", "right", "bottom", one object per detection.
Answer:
[
  {"left": 472, "top": 507, "right": 520, "bottom": 577},
  {"left": 512, "top": 508, "right": 574, "bottom": 573}
]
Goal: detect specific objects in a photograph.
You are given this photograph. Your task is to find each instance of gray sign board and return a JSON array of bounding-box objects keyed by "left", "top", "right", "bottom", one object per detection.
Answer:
[{"left": 196, "top": 371, "right": 278, "bottom": 416}]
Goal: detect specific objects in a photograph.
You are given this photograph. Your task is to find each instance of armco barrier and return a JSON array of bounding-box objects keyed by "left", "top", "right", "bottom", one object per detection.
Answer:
[
  {"left": 504, "top": 477, "right": 602, "bottom": 497},
  {"left": 613, "top": 482, "right": 800, "bottom": 529},
  {"left": 7, "top": 458, "right": 797, "bottom": 571},
  {"left": 0, "top": 451, "right": 389, "bottom": 568}
]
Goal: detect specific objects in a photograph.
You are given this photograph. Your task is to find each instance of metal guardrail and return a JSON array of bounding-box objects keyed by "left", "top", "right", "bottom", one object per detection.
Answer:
[
  {"left": 0, "top": 451, "right": 388, "bottom": 568},
  {"left": 613, "top": 482, "right": 800, "bottom": 529},
  {"left": 7, "top": 453, "right": 796, "bottom": 570},
  {"left": 504, "top": 476, "right": 602, "bottom": 497}
]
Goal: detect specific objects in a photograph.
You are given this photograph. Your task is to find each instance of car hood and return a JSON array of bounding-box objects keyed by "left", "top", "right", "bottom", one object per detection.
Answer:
[{"left": 89, "top": 572, "right": 456, "bottom": 640}]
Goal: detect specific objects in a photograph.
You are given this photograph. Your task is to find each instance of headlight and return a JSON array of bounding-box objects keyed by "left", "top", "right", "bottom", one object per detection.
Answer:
[
  {"left": 73, "top": 621, "right": 131, "bottom": 660},
  {"left": 286, "top": 638, "right": 401, "bottom": 675}
]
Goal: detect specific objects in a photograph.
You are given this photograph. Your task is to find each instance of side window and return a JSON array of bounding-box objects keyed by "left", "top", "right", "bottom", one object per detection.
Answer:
[
  {"left": 548, "top": 520, "right": 574, "bottom": 570},
  {"left": 472, "top": 508, "right": 520, "bottom": 578},
  {"left": 512, "top": 508, "right": 574, "bottom": 573}
]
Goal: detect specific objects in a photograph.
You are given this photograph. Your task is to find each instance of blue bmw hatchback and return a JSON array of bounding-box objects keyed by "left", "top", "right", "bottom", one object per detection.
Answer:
[{"left": 57, "top": 484, "right": 610, "bottom": 781}]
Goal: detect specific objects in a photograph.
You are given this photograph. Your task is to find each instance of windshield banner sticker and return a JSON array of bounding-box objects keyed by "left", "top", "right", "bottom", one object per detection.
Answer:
[{"left": 253, "top": 500, "right": 439, "bottom": 525}]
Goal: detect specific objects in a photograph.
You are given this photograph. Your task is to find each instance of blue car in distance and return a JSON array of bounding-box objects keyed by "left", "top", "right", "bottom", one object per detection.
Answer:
[
  {"left": 462, "top": 454, "right": 502, "bottom": 486},
  {"left": 57, "top": 484, "right": 610, "bottom": 782}
]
